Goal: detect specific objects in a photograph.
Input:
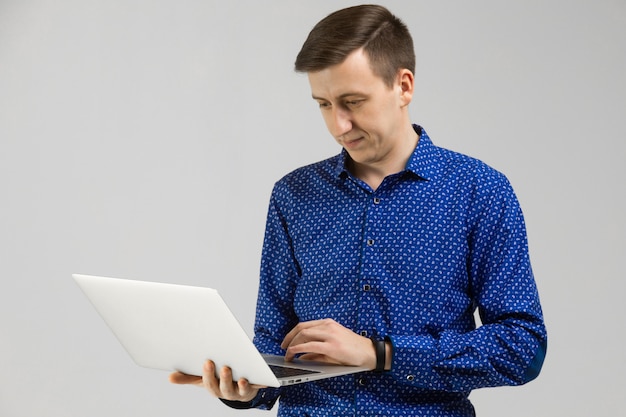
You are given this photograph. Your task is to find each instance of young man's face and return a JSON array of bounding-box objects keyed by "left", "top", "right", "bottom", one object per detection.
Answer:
[{"left": 307, "top": 48, "right": 413, "bottom": 171}]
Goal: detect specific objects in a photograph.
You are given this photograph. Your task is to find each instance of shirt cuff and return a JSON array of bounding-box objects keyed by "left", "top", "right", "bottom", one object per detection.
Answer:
[
  {"left": 219, "top": 387, "right": 281, "bottom": 411},
  {"left": 219, "top": 398, "right": 256, "bottom": 409},
  {"left": 388, "top": 334, "right": 440, "bottom": 388}
]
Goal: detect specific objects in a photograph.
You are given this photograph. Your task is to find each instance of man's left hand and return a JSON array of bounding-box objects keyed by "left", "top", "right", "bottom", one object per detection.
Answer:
[{"left": 280, "top": 319, "right": 377, "bottom": 369}]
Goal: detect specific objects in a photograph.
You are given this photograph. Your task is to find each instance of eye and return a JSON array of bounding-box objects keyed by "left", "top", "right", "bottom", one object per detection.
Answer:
[
  {"left": 345, "top": 100, "right": 364, "bottom": 108},
  {"left": 317, "top": 101, "right": 331, "bottom": 109}
]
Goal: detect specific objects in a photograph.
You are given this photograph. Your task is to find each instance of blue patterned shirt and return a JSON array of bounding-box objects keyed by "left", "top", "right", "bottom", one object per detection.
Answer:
[{"left": 240, "top": 126, "right": 546, "bottom": 416}]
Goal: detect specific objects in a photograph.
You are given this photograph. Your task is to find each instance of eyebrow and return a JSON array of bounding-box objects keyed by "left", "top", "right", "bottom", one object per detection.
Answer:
[{"left": 311, "top": 92, "right": 367, "bottom": 101}]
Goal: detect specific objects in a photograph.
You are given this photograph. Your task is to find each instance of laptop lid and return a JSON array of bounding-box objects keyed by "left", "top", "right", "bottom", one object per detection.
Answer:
[{"left": 72, "top": 274, "right": 368, "bottom": 387}]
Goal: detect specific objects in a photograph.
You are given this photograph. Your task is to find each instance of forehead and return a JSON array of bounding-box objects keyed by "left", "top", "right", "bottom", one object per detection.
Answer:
[{"left": 307, "top": 49, "right": 389, "bottom": 99}]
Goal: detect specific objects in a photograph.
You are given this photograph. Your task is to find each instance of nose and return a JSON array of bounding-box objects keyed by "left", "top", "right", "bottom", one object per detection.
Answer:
[{"left": 326, "top": 106, "right": 352, "bottom": 138}]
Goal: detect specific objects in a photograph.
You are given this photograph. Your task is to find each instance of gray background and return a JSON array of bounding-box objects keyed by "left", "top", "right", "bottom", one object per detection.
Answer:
[{"left": 1, "top": 1, "right": 624, "bottom": 416}]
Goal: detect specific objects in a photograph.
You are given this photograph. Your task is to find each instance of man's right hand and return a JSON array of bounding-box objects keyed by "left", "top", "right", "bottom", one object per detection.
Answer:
[{"left": 169, "top": 360, "right": 264, "bottom": 403}]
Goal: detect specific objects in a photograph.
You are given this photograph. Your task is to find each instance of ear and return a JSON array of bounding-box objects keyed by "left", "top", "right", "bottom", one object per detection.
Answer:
[{"left": 397, "top": 69, "right": 414, "bottom": 107}]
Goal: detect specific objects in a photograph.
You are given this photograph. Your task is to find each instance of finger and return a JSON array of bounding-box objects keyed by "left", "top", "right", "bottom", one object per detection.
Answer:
[
  {"left": 236, "top": 379, "right": 267, "bottom": 403},
  {"left": 284, "top": 324, "right": 332, "bottom": 349},
  {"left": 281, "top": 322, "right": 307, "bottom": 349},
  {"left": 235, "top": 378, "right": 268, "bottom": 393},
  {"left": 297, "top": 353, "right": 340, "bottom": 364},
  {"left": 285, "top": 340, "right": 333, "bottom": 361},
  {"left": 281, "top": 320, "right": 327, "bottom": 349},
  {"left": 218, "top": 366, "right": 238, "bottom": 398},
  {"left": 285, "top": 340, "right": 330, "bottom": 361},
  {"left": 169, "top": 371, "right": 203, "bottom": 385},
  {"left": 236, "top": 378, "right": 254, "bottom": 397},
  {"left": 284, "top": 325, "right": 335, "bottom": 351},
  {"left": 203, "top": 361, "right": 222, "bottom": 397}
]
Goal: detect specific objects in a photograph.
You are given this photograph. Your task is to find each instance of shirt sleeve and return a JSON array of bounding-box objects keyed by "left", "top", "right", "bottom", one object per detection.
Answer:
[{"left": 388, "top": 174, "right": 547, "bottom": 392}]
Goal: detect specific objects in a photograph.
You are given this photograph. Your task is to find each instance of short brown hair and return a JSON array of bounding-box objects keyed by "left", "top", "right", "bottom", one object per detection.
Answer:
[{"left": 294, "top": 5, "right": 415, "bottom": 87}]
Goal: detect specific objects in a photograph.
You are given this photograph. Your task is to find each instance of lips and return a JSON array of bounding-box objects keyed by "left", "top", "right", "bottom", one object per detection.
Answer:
[{"left": 343, "top": 137, "right": 364, "bottom": 149}]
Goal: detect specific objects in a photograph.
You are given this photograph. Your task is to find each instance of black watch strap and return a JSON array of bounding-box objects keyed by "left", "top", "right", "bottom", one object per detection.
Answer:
[{"left": 371, "top": 338, "right": 386, "bottom": 372}]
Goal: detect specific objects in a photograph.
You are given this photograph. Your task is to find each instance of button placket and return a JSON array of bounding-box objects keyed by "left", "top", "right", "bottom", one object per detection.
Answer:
[
  {"left": 366, "top": 197, "right": 380, "bottom": 251},
  {"left": 356, "top": 191, "right": 382, "bottom": 377}
]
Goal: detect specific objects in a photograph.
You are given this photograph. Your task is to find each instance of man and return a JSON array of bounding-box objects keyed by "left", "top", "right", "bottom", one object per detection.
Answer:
[{"left": 170, "top": 5, "right": 547, "bottom": 416}]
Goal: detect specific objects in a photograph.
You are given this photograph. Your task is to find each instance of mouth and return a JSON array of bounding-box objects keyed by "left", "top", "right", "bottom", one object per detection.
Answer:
[{"left": 343, "top": 136, "right": 364, "bottom": 149}]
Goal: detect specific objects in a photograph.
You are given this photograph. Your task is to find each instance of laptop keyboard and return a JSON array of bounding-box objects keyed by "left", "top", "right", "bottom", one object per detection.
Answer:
[{"left": 268, "top": 364, "right": 321, "bottom": 378}]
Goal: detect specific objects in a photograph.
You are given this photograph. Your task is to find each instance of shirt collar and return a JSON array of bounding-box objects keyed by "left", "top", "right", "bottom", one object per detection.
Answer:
[
  {"left": 405, "top": 124, "right": 435, "bottom": 181},
  {"left": 334, "top": 124, "right": 435, "bottom": 181}
]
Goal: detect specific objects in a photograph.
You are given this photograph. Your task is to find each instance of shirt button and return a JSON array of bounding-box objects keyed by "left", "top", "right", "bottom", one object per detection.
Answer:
[
  {"left": 360, "top": 330, "right": 368, "bottom": 337},
  {"left": 366, "top": 239, "right": 375, "bottom": 246},
  {"left": 363, "top": 284, "right": 371, "bottom": 292},
  {"left": 373, "top": 197, "right": 381, "bottom": 204},
  {"left": 407, "top": 375, "right": 415, "bottom": 382},
  {"left": 358, "top": 378, "right": 367, "bottom": 386}
]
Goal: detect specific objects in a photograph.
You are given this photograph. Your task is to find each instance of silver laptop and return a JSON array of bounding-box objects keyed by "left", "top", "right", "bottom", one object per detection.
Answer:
[{"left": 72, "top": 274, "right": 368, "bottom": 387}]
